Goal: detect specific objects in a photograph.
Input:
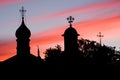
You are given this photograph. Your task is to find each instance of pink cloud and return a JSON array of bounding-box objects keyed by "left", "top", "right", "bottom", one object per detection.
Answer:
[
  {"left": 0, "top": 0, "right": 32, "bottom": 6},
  {"left": 1, "top": 15, "right": 120, "bottom": 61},
  {"left": 29, "top": 15, "right": 120, "bottom": 57},
  {"left": 1, "top": 0, "right": 120, "bottom": 61},
  {"left": 0, "top": 40, "right": 16, "bottom": 61},
  {"left": 28, "top": 1, "right": 120, "bottom": 24},
  {"left": 31, "top": 15, "right": 120, "bottom": 41}
]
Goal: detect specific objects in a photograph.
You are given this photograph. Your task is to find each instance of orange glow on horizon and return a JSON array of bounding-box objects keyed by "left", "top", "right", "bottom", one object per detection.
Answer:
[
  {"left": 1, "top": 16, "right": 120, "bottom": 61},
  {"left": 1, "top": 15, "right": 120, "bottom": 61}
]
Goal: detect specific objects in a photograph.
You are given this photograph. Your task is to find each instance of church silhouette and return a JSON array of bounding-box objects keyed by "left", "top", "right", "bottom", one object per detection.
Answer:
[
  {"left": 2, "top": 7, "right": 81, "bottom": 65},
  {"left": 1, "top": 7, "right": 120, "bottom": 72},
  {"left": 2, "top": 7, "right": 42, "bottom": 64}
]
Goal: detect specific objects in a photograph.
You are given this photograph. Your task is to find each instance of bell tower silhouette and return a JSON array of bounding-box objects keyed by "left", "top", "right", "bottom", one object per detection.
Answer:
[
  {"left": 62, "top": 16, "right": 79, "bottom": 53},
  {"left": 3, "top": 6, "right": 43, "bottom": 64},
  {"left": 15, "top": 6, "right": 31, "bottom": 56}
]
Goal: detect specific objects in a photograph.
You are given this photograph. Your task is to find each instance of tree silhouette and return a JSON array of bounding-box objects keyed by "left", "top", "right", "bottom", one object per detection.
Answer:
[
  {"left": 78, "top": 38, "right": 116, "bottom": 65},
  {"left": 44, "top": 44, "right": 62, "bottom": 64}
]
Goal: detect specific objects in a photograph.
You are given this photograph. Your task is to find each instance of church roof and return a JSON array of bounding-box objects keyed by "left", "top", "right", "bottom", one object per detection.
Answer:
[{"left": 3, "top": 54, "right": 41, "bottom": 64}]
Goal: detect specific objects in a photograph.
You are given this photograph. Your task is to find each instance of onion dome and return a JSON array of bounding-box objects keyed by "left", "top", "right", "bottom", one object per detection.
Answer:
[
  {"left": 15, "top": 6, "right": 31, "bottom": 39},
  {"left": 63, "top": 26, "right": 79, "bottom": 36},
  {"left": 15, "top": 20, "right": 31, "bottom": 39}
]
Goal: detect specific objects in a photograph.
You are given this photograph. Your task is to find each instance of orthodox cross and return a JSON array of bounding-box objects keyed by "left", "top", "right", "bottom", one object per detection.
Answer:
[
  {"left": 67, "top": 16, "right": 74, "bottom": 27},
  {"left": 97, "top": 32, "right": 104, "bottom": 46},
  {"left": 19, "top": 6, "right": 26, "bottom": 20}
]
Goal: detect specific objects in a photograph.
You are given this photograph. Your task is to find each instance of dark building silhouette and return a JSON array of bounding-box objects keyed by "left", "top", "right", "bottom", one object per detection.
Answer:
[
  {"left": 61, "top": 16, "right": 84, "bottom": 65},
  {"left": 16, "top": 7, "right": 31, "bottom": 56},
  {"left": 3, "top": 7, "right": 42, "bottom": 64},
  {"left": 62, "top": 16, "right": 79, "bottom": 54}
]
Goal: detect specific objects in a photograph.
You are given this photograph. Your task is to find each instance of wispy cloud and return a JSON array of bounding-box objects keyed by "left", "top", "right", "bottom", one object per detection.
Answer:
[
  {"left": 0, "top": 0, "right": 32, "bottom": 6},
  {"left": 31, "top": 15, "right": 120, "bottom": 40},
  {"left": 28, "top": 1, "right": 120, "bottom": 24},
  {"left": 1, "top": 0, "right": 120, "bottom": 61},
  {"left": 30, "top": 15, "right": 120, "bottom": 55},
  {"left": 1, "top": 15, "right": 120, "bottom": 61}
]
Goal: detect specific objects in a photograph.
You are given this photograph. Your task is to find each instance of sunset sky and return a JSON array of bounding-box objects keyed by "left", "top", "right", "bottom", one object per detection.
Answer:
[{"left": 0, "top": 0, "right": 120, "bottom": 61}]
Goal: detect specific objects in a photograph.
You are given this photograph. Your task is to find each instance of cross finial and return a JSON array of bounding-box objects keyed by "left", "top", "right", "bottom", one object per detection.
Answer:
[
  {"left": 67, "top": 16, "right": 74, "bottom": 27},
  {"left": 19, "top": 6, "right": 26, "bottom": 20},
  {"left": 97, "top": 32, "right": 104, "bottom": 46}
]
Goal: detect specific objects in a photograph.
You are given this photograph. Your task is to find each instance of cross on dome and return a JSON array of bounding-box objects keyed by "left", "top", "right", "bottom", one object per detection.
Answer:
[
  {"left": 67, "top": 16, "right": 74, "bottom": 27},
  {"left": 19, "top": 6, "right": 26, "bottom": 20}
]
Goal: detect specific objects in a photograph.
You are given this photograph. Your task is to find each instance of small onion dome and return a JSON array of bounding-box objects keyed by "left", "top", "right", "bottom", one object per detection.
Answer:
[
  {"left": 15, "top": 20, "right": 31, "bottom": 39},
  {"left": 62, "top": 27, "right": 79, "bottom": 36}
]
